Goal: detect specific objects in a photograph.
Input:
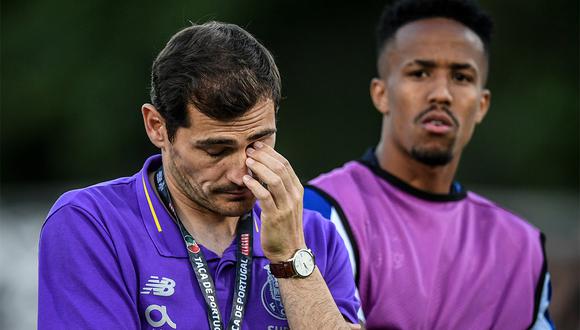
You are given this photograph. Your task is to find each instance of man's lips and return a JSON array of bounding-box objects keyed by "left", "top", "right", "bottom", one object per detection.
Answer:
[
  {"left": 418, "top": 110, "right": 457, "bottom": 135},
  {"left": 220, "top": 189, "right": 252, "bottom": 198}
]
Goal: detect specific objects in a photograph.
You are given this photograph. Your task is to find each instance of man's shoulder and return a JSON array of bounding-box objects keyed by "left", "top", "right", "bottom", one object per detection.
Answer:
[
  {"left": 46, "top": 174, "right": 138, "bottom": 222},
  {"left": 254, "top": 202, "right": 337, "bottom": 236},
  {"left": 304, "top": 159, "right": 372, "bottom": 212},
  {"left": 302, "top": 207, "right": 335, "bottom": 231},
  {"left": 303, "top": 184, "right": 336, "bottom": 219},
  {"left": 301, "top": 208, "right": 347, "bottom": 250},
  {"left": 464, "top": 190, "right": 541, "bottom": 238},
  {"left": 308, "top": 160, "right": 369, "bottom": 188}
]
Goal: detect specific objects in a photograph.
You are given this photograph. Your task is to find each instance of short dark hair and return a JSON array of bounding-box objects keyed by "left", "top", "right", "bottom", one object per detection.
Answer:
[
  {"left": 376, "top": 0, "right": 493, "bottom": 56},
  {"left": 150, "top": 21, "right": 281, "bottom": 142}
]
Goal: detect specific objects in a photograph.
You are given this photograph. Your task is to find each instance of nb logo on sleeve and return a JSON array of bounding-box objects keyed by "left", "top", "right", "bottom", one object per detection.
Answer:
[{"left": 141, "top": 276, "right": 176, "bottom": 297}]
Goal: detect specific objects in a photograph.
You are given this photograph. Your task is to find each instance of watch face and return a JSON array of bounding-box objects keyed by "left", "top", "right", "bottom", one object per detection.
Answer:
[{"left": 293, "top": 249, "right": 315, "bottom": 277}]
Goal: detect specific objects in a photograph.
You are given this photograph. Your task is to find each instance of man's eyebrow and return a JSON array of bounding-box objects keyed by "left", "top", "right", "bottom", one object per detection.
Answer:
[
  {"left": 410, "top": 59, "right": 437, "bottom": 68},
  {"left": 408, "top": 60, "right": 476, "bottom": 72},
  {"left": 450, "top": 63, "right": 476, "bottom": 71},
  {"left": 194, "top": 128, "right": 277, "bottom": 147},
  {"left": 195, "top": 138, "right": 237, "bottom": 147},
  {"left": 248, "top": 128, "right": 276, "bottom": 142}
]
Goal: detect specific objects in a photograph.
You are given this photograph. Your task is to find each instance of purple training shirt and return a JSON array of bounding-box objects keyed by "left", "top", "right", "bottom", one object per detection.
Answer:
[{"left": 38, "top": 155, "right": 359, "bottom": 329}]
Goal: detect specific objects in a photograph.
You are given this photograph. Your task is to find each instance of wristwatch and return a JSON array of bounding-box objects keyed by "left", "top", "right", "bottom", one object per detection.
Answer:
[{"left": 269, "top": 248, "right": 316, "bottom": 278}]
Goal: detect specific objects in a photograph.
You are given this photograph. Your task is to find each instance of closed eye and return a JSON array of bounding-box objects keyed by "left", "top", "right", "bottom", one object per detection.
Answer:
[{"left": 204, "top": 148, "right": 229, "bottom": 158}]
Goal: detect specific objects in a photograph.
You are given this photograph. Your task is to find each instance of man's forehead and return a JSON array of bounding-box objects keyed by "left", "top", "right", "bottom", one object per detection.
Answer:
[
  {"left": 186, "top": 99, "right": 277, "bottom": 143},
  {"left": 394, "top": 18, "right": 484, "bottom": 52},
  {"left": 380, "top": 17, "right": 486, "bottom": 73}
]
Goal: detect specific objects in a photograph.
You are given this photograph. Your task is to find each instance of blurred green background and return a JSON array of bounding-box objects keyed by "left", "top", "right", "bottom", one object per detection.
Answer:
[
  {"left": 1, "top": 0, "right": 578, "bottom": 329},
  {"left": 2, "top": 0, "right": 578, "bottom": 188}
]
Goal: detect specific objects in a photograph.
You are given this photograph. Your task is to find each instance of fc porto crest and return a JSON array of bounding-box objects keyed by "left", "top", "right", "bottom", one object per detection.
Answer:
[{"left": 261, "top": 265, "right": 286, "bottom": 320}]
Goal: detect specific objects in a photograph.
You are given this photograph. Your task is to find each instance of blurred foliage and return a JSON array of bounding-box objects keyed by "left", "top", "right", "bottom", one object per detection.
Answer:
[{"left": 1, "top": 0, "right": 578, "bottom": 189}]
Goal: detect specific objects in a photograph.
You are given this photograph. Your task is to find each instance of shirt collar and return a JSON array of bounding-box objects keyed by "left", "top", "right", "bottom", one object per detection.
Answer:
[
  {"left": 136, "top": 154, "right": 266, "bottom": 259},
  {"left": 358, "top": 147, "right": 467, "bottom": 202}
]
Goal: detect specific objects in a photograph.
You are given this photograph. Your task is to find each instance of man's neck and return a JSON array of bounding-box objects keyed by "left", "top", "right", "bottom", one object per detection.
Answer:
[
  {"left": 149, "top": 170, "right": 238, "bottom": 256},
  {"left": 376, "top": 140, "right": 461, "bottom": 195}
]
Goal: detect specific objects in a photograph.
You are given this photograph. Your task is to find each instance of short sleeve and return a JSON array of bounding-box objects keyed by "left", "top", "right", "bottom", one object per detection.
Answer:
[
  {"left": 315, "top": 215, "right": 360, "bottom": 323},
  {"left": 38, "top": 204, "right": 140, "bottom": 329},
  {"left": 304, "top": 186, "right": 333, "bottom": 219}
]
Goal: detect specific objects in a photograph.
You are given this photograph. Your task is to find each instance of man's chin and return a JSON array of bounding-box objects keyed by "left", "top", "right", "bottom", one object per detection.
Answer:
[
  {"left": 213, "top": 199, "right": 256, "bottom": 217},
  {"left": 410, "top": 147, "right": 454, "bottom": 167}
]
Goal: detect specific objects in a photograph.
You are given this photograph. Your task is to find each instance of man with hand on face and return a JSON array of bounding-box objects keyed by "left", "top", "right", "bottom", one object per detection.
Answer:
[
  {"left": 304, "top": 0, "right": 554, "bottom": 329},
  {"left": 38, "top": 22, "right": 359, "bottom": 329}
]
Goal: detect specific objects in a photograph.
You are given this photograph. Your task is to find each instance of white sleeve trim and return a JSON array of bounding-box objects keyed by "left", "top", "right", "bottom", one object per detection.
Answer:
[
  {"left": 329, "top": 206, "right": 356, "bottom": 277},
  {"left": 530, "top": 272, "right": 554, "bottom": 330},
  {"left": 329, "top": 206, "right": 365, "bottom": 322}
]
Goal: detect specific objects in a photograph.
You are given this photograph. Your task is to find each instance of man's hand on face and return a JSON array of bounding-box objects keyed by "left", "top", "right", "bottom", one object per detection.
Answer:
[{"left": 242, "top": 141, "right": 306, "bottom": 262}]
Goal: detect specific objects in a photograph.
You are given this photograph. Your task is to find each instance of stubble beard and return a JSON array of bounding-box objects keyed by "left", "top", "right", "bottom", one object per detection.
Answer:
[
  {"left": 408, "top": 104, "right": 461, "bottom": 166},
  {"left": 167, "top": 158, "right": 255, "bottom": 217},
  {"left": 410, "top": 139, "right": 455, "bottom": 167}
]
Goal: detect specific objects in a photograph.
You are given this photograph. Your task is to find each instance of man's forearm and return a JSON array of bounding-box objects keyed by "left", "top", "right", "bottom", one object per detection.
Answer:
[
  {"left": 278, "top": 268, "right": 350, "bottom": 330},
  {"left": 243, "top": 144, "right": 354, "bottom": 329}
]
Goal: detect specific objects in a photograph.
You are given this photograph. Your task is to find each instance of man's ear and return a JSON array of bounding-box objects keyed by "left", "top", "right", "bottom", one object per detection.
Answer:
[
  {"left": 475, "top": 89, "right": 491, "bottom": 124},
  {"left": 370, "top": 78, "right": 389, "bottom": 115},
  {"left": 142, "top": 103, "right": 167, "bottom": 149}
]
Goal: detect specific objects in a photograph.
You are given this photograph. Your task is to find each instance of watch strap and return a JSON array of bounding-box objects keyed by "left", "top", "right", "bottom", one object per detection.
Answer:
[{"left": 269, "top": 261, "right": 295, "bottom": 278}]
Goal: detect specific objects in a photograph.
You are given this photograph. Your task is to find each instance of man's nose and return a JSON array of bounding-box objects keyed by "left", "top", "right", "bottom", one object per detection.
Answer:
[
  {"left": 226, "top": 152, "right": 249, "bottom": 186},
  {"left": 427, "top": 75, "right": 453, "bottom": 105}
]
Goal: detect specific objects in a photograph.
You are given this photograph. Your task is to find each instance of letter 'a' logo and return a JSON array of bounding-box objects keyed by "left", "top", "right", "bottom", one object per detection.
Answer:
[{"left": 145, "top": 304, "right": 176, "bottom": 329}]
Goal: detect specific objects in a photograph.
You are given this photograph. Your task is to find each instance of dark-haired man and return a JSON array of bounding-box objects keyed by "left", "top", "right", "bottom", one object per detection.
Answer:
[
  {"left": 39, "top": 22, "right": 359, "bottom": 329},
  {"left": 304, "top": 0, "right": 554, "bottom": 329}
]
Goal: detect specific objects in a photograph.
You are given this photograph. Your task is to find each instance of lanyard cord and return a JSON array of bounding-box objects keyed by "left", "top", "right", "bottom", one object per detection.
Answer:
[{"left": 154, "top": 167, "right": 253, "bottom": 330}]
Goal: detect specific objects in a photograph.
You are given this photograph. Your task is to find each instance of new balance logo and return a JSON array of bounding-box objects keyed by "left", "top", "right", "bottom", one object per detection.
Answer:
[{"left": 140, "top": 276, "right": 176, "bottom": 296}]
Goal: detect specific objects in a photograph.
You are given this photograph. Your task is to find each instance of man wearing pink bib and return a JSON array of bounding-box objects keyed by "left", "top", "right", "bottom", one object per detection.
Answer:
[{"left": 304, "top": 0, "right": 554, "bottom": 328}]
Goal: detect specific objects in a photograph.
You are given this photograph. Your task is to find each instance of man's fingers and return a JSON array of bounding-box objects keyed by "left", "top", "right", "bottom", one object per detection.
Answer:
[
  {"left": 247, "top": 143, "right": 302, "bottom": 198},
  {"left": 248, "top": 146, "right": 289, "bottom": 178},
  {"left": 247, "top": 147, "right": 294, "bottom": 194},
  {"left": 245, "top": 157, "right": 289, "bottom": 209},
  {"left": 347, "top": 322, "right": 362, "bottom": 330},
  {"left": 242, "top": 175, "right": 276, "bottom": 212}
]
